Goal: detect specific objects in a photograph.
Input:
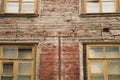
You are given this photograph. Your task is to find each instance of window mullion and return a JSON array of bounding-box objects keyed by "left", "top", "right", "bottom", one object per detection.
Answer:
[
  {"left": 31, "top": 61, "right": 34, "bottom": 80},
  {"left": 100, "top": 0, "right": 102, "bottom": 13},
  {"left": 87, "top": 60, "right": 91, "bottom": 80},
  {"left": 104, "top": 60, "right": 108, "bottom": 80},
  {"left": 14, "top": 61, "right": 18, "bottom": 80},
  {"left": 32, "top": 46, "right": 36, "bottom": 80}
]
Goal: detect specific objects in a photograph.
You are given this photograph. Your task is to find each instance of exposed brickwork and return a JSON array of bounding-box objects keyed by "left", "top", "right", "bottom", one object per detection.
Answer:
[
  {"left": 43, "top": 0, "right": 78, "bottom": 16},
  {"left": 61, "top": 39, "right": 80, "bottom": 80},
  {"left": 40, "top": 38, "right": 59, "bottom": 80}
]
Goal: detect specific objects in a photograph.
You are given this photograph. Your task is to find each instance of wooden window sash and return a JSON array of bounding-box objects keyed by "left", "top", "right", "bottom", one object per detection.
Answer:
[
  {"left": 87, "top": 44, "right": 120, "bottom": 80},
  {"left": 84, "top": 0, "right": 118, "bottom": 14},
  {"left": 101, "top": 0, "right": 115, "bottom": 13},
  {"left": 3, "top": 0, "right": 38, "bottom": 14},
  {"left": 0, "top": 61, "right": 33, "bottom": 80},
  {"left": 0, "top": 45, "right": 36, "bottom": 80},
  {"left": 1, "top": 45, "right": 33, "bottom": 60}
]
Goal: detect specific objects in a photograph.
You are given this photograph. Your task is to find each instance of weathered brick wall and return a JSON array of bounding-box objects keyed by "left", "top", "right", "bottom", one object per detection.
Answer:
[
  {"left": 42, "top": 0, "right": 78, "bottom": 16},
  {"left": 61, "top": 38, "right": 79, "bottom": 80},
  {"left": 40, "top": 38, "right": 59, "bottom": 80},
  {"left": 0, "top": 0, "right": 120, "bottom": 80}
]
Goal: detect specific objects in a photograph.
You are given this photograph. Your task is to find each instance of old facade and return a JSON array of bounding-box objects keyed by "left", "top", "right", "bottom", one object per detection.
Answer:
[{"left": 0, "top": 0, "right": 120, "bottom": 80}]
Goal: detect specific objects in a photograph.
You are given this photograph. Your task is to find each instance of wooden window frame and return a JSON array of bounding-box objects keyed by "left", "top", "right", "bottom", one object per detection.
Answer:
[
  {"left": 0, "top": 44, "right": 36, "bottom": 80},
  {"left": 0, "top": 0, "right": 38, "bottom": 15},
  {"left": 86, "top": 44, "right": 120, "bottom": 80},
  {"left": 82, "top": 0, "right": 120, "bottom": 14}
]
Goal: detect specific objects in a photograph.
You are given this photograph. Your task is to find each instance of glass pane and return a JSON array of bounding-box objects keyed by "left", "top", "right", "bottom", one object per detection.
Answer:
[
  {"left": 91, "top": 75, "right": 104, "bottom": 80},
  {"left": 86, "top": 1, "right": 100, "bottom": 13},
  {"left": 2, "top": 47, "right": 17, "bottom": 59},
  {"left": 90, "top": 62, "right": 104, "bottom": 80},
  {"left": 18, "top": 75, "right": 31, "bottom": 80},
  {"left": 105, "top": 46, "right": 119, "bottom": 58},
  {"left": 6, "top": 2, "right": 19, "bottom": 13},
  {"left": 102, "top": 2, "right": 115, "bottom": 13},
  {"left": 2, "top": 62, "right": 13, "bottom": 74},
  {"left": 90, "top": 47, "right": 104, "bottom": 58},
  {"left": 90, "top": 62, "right": 104, "bottom": 73},
  {"left": 18, "top": 62, "right": 31, "bottom": 75},
  {"left": 107, "top": 61, "right": 120, "bottom": 75},
  {"left": 21, "top": 3, "right": 34, "bottom": 13},
  {"left": 18, "top": 48, "right": 32, "bottom": 59},
  {"left": 1, "top": 76, "right": 13, "bottom": 80}
]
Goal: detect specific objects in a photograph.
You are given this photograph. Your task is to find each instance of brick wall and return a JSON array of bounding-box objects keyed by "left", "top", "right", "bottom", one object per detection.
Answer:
[
  {"left": 61, "top": 39, "right": 79, "bottom": 80},
  {"left": 0, "top": 0, "right": 120, "bottom": 80}
]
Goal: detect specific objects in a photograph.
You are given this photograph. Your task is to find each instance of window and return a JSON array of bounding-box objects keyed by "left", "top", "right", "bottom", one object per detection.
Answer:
[
  {"left": 0, "top": 45, "right": 36, "bottom": 80},
  {"left": 0, "top": 0, "right": 38, "bottom": 14},
  {"left": 82, "top": 0, "right": 120, "bottom": 14},
  {"left": 86, "top": 44, "right": 120, "bottom": 80}
]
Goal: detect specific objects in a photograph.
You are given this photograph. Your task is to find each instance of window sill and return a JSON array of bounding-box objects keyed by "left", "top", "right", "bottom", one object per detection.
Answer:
[
  {"left": 0, "top": 13, "right": 39, "bottom": 17},
  {"left": 79, "top": 13, "right": 120, "bottom": 17}
]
